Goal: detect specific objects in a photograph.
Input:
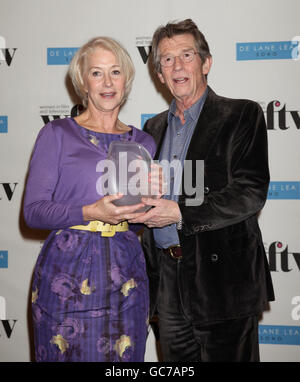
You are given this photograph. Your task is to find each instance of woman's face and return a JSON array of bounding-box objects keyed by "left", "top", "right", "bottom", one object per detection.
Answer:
[{"left": 83, "top": 47, "right": 126, "bottom": 113}]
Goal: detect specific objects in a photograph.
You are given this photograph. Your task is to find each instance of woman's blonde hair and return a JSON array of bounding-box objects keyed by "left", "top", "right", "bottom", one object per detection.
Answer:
[{"left": 69, "top": 37, "right": 135, "bottom": 108}]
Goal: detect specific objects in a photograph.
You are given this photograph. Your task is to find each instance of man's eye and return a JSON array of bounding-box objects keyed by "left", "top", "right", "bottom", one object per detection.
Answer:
[
  {"left": 165, "top": 56, "right": 172, "bottom": 62},
  {"left": 184, "top": 52, "right": 192, "bottom": 58}
]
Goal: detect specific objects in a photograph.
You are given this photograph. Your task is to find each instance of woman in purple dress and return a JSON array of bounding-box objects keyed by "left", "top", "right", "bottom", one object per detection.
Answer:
[{"left": 24, "top": 37, "right": 156, "bottom": 362}]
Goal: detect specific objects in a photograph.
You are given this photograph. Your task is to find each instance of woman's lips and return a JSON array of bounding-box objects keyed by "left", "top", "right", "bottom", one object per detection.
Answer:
[{"left": 100, "top": 92, "right": 116, "bottom": 98}]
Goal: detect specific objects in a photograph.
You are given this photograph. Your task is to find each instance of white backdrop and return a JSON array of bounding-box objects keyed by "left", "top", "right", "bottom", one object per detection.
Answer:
[{"left": 0, "top": 0, "right": 300, "bottom": 362}]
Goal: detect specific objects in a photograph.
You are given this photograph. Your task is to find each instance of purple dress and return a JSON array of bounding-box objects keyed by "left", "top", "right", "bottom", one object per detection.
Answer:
[{"left": 24, "top": 117, "right": 156, "bottom": 362}]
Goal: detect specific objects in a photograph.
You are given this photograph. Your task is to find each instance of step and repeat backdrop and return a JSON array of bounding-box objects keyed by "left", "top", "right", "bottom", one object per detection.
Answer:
[{"left": 0, "top": 0, "right": 300, "bottom": 362}]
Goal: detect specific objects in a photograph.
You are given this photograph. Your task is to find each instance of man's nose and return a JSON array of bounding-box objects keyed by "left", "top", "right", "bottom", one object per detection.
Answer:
[{"left": 173, "top": 55, "right": 184, "bottom": 70}]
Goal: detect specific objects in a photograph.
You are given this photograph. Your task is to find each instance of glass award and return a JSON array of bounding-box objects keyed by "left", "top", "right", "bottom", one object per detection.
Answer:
[{"left": 106, "top": 140, "right": 155, "bottom": 211}]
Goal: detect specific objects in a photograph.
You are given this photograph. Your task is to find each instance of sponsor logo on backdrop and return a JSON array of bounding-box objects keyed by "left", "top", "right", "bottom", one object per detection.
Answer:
[
  {"left": 0, "top": 48, "right": 17, "bottom": 66},
  {"left": 141, "top": 113, "right": 156, "bottom": 129},
  {"left": 236, "top": 40, "right": 299, "bottom": 60},
  {"left": 259, "top": 284, "right": 300, "bottom": 346},
  {"left": 268, "top": 181, "right": 300, "bottom": 199},
  {"left": 0, "top": 36, "right": 6, "bottom": 61},
  {"left": 136, "top": 37, "right": 152, "bottom": 64},
  {"left": 0, "top": 296, "right": 18, "bottom": 339},
  {"left": 40, "top": 104, "right": 71, "bottom": 124},
  {"left": 259, "top": 325, "right": 300, "bottom": 345},
  {"left": 0, "top": 251, "right": 8, "bottom": 268},
  {"left": 292, "top": 296, "right": 300, "bottom": 321},
  {"left": 0, "top": 36, "right": 17, "bottom": 66},
  {"left": 39, "top": 104, "right": 84, "bottom": 124},
  {"left": 265, "top": 241, "right": 300, "bottom": 272},
  {"left": 47, "top": 47, "right": 79, "bottom": 65},
  {"left": 0, "top": 296, "right": 6, "bottom": 320},
  {"left": 0, "top": 116, "right": 8, "bottom": 133},
  {"left": 261, "top": 100, "right": 300, "bottom": 130},
  {"left": 0, "top": 183, "right": 18, "bottom": 201}
]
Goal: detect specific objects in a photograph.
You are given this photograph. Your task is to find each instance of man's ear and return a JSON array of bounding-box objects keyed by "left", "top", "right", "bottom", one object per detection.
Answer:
[
  {"left": 202, "top": 56, "right": 212, "bottom": 76},
  {"left": 157, "top": 72, "right": 165, "bottom": 84}
]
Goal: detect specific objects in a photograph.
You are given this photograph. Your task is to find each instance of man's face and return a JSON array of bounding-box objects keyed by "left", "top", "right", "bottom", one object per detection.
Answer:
[{"left": 157, "top": 34, "right": 212, "bottom": 107}]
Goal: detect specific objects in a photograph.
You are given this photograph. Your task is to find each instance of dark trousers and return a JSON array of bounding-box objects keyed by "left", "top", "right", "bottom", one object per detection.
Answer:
[{"left": 156, "top": 249, "right": 260, "bottom": 362}]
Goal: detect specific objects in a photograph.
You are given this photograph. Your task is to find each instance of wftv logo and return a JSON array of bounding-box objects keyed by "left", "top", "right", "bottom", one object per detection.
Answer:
[
  {"left": 136, "top": 37, "right": 152, "bottom": 64},
  {"left": 265, "top": 100, "right": 300, "bottom": 130},
  {"left": 236, "top": 39, "right": 299, "bottom": 61},
  {"left": 0, "top": 36, "right": 17, "bottom": 66},
  {"left": 0, "top": 36, "right": 17, "bottom": 67},
  {"left": 0, "top": 116, "right": 8, "bottom": 133},
  {"left": 266, "top": 241, "right": 300, "bottom": 272},
  {"left": 47, "top": 47, "right": 79, "bottom": 65},
  {"left": 40, "top": 104, "right": 84, "bottom": 124},
  {"left": 0, "top": 182, "right": 18, "bottom": 201},
  {"left": 0, "top": 297, "right": 17, "bottom": 339}
]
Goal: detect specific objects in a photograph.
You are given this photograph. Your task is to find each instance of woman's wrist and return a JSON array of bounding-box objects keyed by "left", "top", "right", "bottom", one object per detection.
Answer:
[{"left": 82, "top": 204, "right": 94, "bottom": 221}]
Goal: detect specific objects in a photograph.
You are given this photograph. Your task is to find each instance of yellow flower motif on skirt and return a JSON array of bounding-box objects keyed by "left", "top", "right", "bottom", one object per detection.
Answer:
[
  {"left": 32, "top": 288, "right": 38, "bottom": 304},
  {"left": 80, "top": 279, "right": 91, "bottom": 295},
  {"left": 114, "top": 335, "right": 131, "bottom": 357},
  {"left": 121, "top": 278, "right": 137, "bottom": 297},
  {"left": 50, "top": 334, "right": 69, "bottom": 354}
]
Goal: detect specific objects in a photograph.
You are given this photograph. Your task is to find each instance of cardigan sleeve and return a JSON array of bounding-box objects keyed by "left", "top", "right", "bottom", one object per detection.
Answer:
[{"left": 23, "top": 123, "right": 84, "bottom": 230}]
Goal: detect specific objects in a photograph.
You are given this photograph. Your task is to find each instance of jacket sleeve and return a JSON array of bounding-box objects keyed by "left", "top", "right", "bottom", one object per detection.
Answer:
[
  {"left": 23, "top": 123, "right": 84, "bottom": 230},
  {"left": 179, "top": 101, "right": 270, "bottom": 235}
]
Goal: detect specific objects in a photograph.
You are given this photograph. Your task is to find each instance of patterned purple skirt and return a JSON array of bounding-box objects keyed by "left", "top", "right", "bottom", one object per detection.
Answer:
[{"left": 31, "top": 228, "right": 149, "bottom": 362}]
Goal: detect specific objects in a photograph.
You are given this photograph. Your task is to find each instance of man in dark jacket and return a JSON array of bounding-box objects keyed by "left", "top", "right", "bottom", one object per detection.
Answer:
[{"left": 130, "top": 19, "right": 274, "bottom": 362}]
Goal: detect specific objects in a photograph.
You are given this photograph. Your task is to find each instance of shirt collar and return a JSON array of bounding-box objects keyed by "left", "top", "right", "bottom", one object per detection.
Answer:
[{"left": 168, "top": 87, "right": 208, "bottom": 124}]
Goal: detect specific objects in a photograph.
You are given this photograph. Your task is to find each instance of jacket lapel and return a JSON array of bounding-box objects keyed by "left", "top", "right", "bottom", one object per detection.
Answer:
[
  {"left": 148, "top": 87, "right": 225, "bottom": 161},
  {"left": 186, "top": 87, "right": 225, "bottom": 161},
  {"left": 145, "top": 111, "right": 168, "bottom": 160}
]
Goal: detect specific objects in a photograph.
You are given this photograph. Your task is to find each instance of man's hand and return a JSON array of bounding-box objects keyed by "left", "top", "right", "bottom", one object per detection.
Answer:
[
  {"left": 148, "top": 163, "right": 167, "bottom": 199},
  {"left": 128, "top": 197, "right": 181, "bottom": 228}
]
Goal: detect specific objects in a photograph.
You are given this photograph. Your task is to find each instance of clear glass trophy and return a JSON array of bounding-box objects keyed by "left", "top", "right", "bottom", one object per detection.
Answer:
[{"left": 106, "top": 140, "right": 155, "bottom": 212}]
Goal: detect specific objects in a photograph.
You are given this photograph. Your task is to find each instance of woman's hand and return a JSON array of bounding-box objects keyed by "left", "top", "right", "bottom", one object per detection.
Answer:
[{"left": 82, "top": 193, "right": 146, "bottom": 225}]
